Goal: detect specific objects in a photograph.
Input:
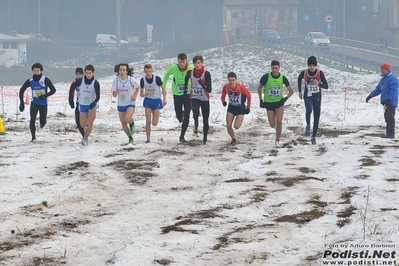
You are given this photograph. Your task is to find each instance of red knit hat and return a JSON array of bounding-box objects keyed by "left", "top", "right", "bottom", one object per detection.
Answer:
[{"left": 381, "top": 63, "right": 390, "bottom": 71}]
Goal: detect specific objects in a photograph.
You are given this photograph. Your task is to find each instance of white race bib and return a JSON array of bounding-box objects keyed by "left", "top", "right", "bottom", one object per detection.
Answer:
[
  {"left": 193, "top": 86, "right": 204, "bottom": 96},
  {"left": 308, "top": 85, "right": 320, "bottom": 93},
  {"left": 268, "top": 86, "right": 280, "bottom": 98},
  {"left": 229, "top": 95, "right": 241, "bottom": 106}
]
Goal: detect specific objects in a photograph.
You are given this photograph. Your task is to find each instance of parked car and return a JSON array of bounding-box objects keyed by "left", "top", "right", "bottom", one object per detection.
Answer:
[
  {"left": 304, "top": 32, "right": 330, "bottom": 49},
  {"left": 96, "top": 34, "right": 128, "bottom": 47},
  {"left": 29, "top": 33, "right": 51, "bottom": 42},
  {"left": 262, "top": 29, "right": 281, "bottom": 44}
]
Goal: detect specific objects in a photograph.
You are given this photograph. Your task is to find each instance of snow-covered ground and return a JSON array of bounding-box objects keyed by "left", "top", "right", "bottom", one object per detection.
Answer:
[{"left": 1, "top": 44, "right": 398, "bottom": 266}]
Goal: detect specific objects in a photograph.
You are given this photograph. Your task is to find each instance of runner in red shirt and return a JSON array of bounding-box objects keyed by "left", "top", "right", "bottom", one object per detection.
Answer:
[{"left": 221, "top": 72, "right": 251, "bottom": 146}]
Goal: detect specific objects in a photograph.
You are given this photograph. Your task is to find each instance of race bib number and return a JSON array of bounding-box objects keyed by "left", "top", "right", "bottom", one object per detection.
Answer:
[
  {"left": 34, "top": 89, "right": 45, "bottom": 98},
  {"left": 308, "top": 85, "right": 320, "bottom": 93},
  {"left": 84, "top": 96, "right": 90, "bottom": 104},
  {"left": 229, "top": 95, "right": 240, "bottom": 106},
  {"left": 120, "top": 94, "right": 126, "bottom": 101},
  {"left": 268, "top": 86, "right": 280, "bottom": 97},
  {"left": 178, "top": 84, "right": 185, "bottom": 94},
  {"left": 193, "top": 87, "right": 204, "bottom": 96}
]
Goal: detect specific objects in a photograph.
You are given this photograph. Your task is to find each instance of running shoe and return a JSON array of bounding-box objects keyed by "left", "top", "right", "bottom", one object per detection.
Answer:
[
  {"left": 311, "top": 137, "right": 317, "bottom": 145},
  {"left": 179, "top": 136, "right": 187, "bottom": 143},
  {"left": 193, "top": 125, "right": 198, "bottom": 135},
  {"left": 81, "top": 139, "right": 88, "bottom": 146},
  {"left": 381, "top": 135, "right": 394, "bottom": 138},
  {"left": 305, "top": 125, "right": 311, "bottom": 136},
  {"left": 145, "top": 140, "right": 150, "bottom": 144},
  {"left": 275, "top": 140, "right": 280, "bottom": 148},
  {"left": 230, "top": 139, "right": 237, "bottom": 146}
]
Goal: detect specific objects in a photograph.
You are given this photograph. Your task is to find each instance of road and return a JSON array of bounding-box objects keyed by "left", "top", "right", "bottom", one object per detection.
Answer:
[{"left": 330, "top": 44, "right": 399, "bottom": 72}]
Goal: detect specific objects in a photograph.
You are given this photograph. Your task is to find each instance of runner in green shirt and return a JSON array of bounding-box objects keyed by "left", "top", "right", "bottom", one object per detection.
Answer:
[
  {"left": 163, "top": 53, "right": 194, "bottom": 142},
  {"left": 257, "top": 60, "right": 293, "bottom": 148}
]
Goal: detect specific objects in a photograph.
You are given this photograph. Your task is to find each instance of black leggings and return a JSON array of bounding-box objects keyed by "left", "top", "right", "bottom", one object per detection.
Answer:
[
  {"left": 174, "top": 95, "right": 191, "bottom": 137},
  {"left": 191, "top": 99, "right": 210, "bottom": 142},
  {"left": 75, "top": 103, "right": 85, "bottom": 137},
  {"left": 29, "top": 102, "right": 47, "bottom": 140}
]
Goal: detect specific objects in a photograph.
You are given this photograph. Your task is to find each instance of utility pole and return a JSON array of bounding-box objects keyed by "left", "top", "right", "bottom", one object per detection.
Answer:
[
  {"left": 38, "top": 0, "right": 41, "bottom": 34},
  {"left": 8, "top": 0, "right": 11, "bottom": 31},
  {"left": 342, "top": 0, "right": 346, "bottom": 68},
  {"left": 116, "top": 0, "right": 122, "bottom": 63}
]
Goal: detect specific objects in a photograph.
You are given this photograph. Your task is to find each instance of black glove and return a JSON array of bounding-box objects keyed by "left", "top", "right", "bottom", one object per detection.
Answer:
[
  {"left": 282, "top": 96, "right": 288, "bottom": 103},
  {"left": 89, "top": 102, "right": 96, "bottom": 109},
  {"left": 19, "top": 103, "right": 25, "bottom": 112},
  {"left": 69, "top": 101, "right": 75, "bottom": 109},
  {"left": 260, "top": 100, "right": 265, "bottom": 108},
  {"left": 244, "top": 108, "right": 250, "bottom": 114},
  {"left": 366, "top": 95, "right": 372, "bottom": 103},
  {"left": 222, "top": 101, "right": 227, "bottom": 107},
  {"left": 198, "top": 79, "right": 206, "bottom": 89},
  {"left": 38, "top": 94, "right": 47, "bottom": 100},
  {"left": 386, "top": 99, "right": 391, "bottom": 106}
]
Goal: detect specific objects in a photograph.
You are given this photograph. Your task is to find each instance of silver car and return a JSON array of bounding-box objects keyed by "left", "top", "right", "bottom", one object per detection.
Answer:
[{"left": 304, "top": 32, "right": 330, "bottom": 49}]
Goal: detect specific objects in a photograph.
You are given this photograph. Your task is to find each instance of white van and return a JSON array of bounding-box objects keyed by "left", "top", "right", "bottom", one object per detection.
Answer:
[{"left": 96, "top": 34, "right": 128, "bottom": 47}]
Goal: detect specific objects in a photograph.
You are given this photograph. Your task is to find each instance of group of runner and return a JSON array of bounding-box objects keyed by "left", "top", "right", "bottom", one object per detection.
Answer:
[{"left": 18, "top": 55, "right": 335, "bottom": 147}]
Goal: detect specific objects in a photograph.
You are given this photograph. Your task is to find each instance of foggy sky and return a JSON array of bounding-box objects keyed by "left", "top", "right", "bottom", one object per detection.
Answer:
[{"left": 0, "top": 0, "right": 223, "bottom": 45}]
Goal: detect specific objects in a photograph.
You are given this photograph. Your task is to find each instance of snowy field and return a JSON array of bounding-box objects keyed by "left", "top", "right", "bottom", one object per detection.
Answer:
[{"left": 1, "top": 44, "right": 398, "bottom": 266}]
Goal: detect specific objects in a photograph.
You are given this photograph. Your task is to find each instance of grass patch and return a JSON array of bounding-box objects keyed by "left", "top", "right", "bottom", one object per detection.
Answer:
[
  {"left": 298, "top": 167, "right": 316, "bottom": 174},
  {"left": 161, "top": 218, "right": 201, "bottom": 234},
  {"left": 212, "top": 223, "right": 276, "bottom": 250},
  {"left": 317, "top": 146, "right": 328, "bottom": 155},
  {"left": 103, "top": 160, "right": 158, "bottom": 171},
  {"left": 170, "top": 186, "right": 193, "bottom": 191},
  {"left": 267, "top": 176, "right": 324, "bottom": 187},
  {"left": 104, "top": 159, "right": 158, "bottom": 185},
  {"left": 161, "top": 207, "right": 224, "bottom": 234},
  {"left": 265, "top": 171, "right": 277, "bottom": 176},
  {"left": 337, "top": 205, "right": 356, "bottom": 218},
  {"left": 369, "top": 145, "right": 386, "bottom": 157},
  {"left": 353, "top": 174, "right": 369, "bottom": 180},
  {"left": 54, "top": 161, "right": 89, "bottom": 175},
  {"left": 225, "top": 177, "right": 253, "bottom": 183},
  {"left": 359, "top": 156, "right": 379, "bottom": 167},
  {"left": 306, "top": 195, "right": 327, "bottom": 208},
  {"left": 321, "top": 128, "right": 355, "bottom": 137},
  {"left": 148, "top": 149, "right": 186, "bottom": 156},
  {"left": 380, "top": 208, "right": 397, "bottom": 211},
  {"left": 153, "top": 258, "right": 174, "bottom": 265},
  {"left": 339, "top": 187, "right": 359, "bottom": 204},
  {"left": 275, "top": 209, "right": 326, "bottom": 224}
]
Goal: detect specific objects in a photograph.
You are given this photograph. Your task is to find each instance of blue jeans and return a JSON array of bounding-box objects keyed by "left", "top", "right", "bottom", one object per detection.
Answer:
[{"left": 304, "top": 96, "right": 321, "bottom": 138}]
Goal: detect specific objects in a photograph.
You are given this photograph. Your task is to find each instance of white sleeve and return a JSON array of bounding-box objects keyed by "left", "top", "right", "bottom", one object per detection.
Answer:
[
  {"left": 111, "top": 78, "right": 118, "bottom": 92},
  {"left": 132, "top": 77, "right": 139, "bottom": 89}
]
